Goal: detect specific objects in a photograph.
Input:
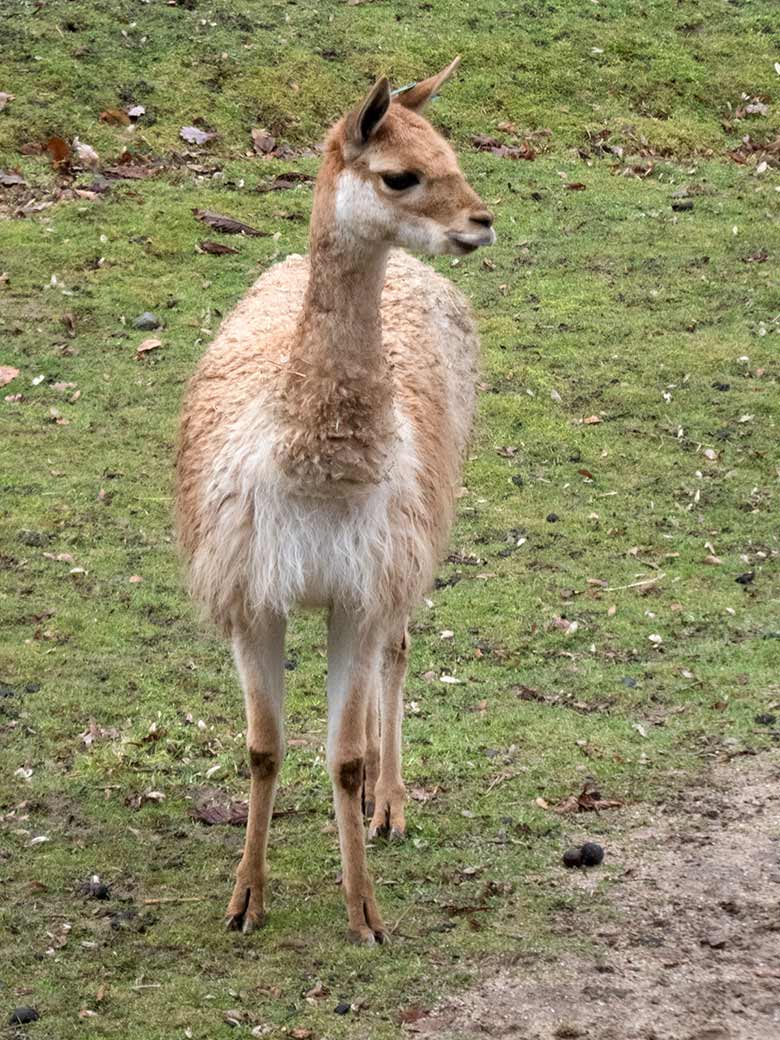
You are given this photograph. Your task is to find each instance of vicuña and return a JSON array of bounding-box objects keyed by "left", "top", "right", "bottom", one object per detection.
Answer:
[{"left": 176, "top": 58, "right": 495, "bottom": 944}]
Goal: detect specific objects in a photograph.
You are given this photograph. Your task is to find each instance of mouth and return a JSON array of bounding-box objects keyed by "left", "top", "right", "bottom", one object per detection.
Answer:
[{"left": 447, "top": 227, "right": 496, "bottom": 255}]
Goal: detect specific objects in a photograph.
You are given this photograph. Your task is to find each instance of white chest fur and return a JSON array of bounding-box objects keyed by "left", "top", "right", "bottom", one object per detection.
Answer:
[{"left": 191, "top": 401, "right": 428, "bottom": 621}]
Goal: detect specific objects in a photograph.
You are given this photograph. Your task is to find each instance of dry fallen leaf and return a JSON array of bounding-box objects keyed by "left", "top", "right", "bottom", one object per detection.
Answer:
[
  {"left": 73, "top": 137, "right": 100, "bottom": 169},
  {"left": 104, "top": 164, "right": 155, "bottom": 180},
  {"left": 180, "top": 125, "right": 218, "bottom": 146},
  {"left": 735, "top": 98, "right": 770, "bottom": 119},
  {"left": 399, "top": 1008, "right": 428, "bottom": 1025},
  {"left": 193, "top": 209, "right": 267, "bottom": 236},
  {"left": 126, "top": 789, "right": 165, "bottom": 810},
  {"left": 0, "top": 366, "right": 20, "bottom": 388},
  {"left": 100, "top": 108, "right": 131, "bottom": 126},
  {"left": 471, "top": 134, "right": 536, "bottom": 160},
  {"left": 552, "top": 616, "right": 579, "bottom": 636},
  {"left": 0, "top": 92, "right": 14, "bottom": 112},
  {"left": 46, "top": 136, "right": 71, "bottom": 169},
  {"left": 80, "top": 719, "right": 119, "bottom": 747},
  {"left": 410, "top": 785, "right": 440, "bottom": 803},
  {"left": 256, "top": 171, "right": 315, "bottom": 193},
  {"left": 742, "top": 248, "right": 768, "bottom": 263},
  {"left": 251, "top": 128, "right": 276, "bottom": 154},
  {"left": 135, "top": 338, "right": 162, "bottom": 359},
  {"left": 0, "top": 169, "right": 26, "bottom": 187},
  {"left": 582, "top": 414, "right": 602, "bottom": 425},
  {"left": 546, "top": 779, "right": 623, "bottom": 815},
  {"left": 190, "top": 791, "right": 249, "bottom": 827},
  {"left": 197, "top": 240, "right": 240, "bottom": 255}
]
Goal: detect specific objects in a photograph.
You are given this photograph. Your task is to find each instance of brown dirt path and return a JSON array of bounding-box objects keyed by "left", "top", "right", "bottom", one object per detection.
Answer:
[{"left": 412, "top": 754, "right": 780, "bottom": 1040}]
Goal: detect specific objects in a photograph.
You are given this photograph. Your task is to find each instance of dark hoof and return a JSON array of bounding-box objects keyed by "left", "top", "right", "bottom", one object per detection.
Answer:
[
  {"left": 225, "top": 887, "right": 265, "bottom": 934},
  {"left": 347, "top": 927, "right": 387, "bottom": 946},
  {"left": 226, "top": 909, "right": 266, "bottom": 934}
]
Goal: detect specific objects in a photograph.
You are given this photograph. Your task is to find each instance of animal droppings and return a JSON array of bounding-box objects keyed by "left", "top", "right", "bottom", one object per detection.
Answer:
[
  {"left": 9, "top": 1007, "right": 40, "bottom": 1025},
  {"left": 563, "top": 842, "right": 605, "bottom": 868},
  {"left": 562, "top": 847, "right": 582, "bottom": 868},
  {"left": 580, "top": 842, "right": 605, "bottom": 866}
]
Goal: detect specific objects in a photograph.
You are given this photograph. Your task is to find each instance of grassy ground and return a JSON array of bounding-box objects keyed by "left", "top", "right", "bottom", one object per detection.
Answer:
[{"left": 1, "top": 1, "right": 779, "bottom": 1038}]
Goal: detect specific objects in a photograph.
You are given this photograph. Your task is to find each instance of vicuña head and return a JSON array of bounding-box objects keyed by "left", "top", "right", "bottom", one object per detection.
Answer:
[{"left": 313, "top": 56, "right": 496, "bottom": 258}]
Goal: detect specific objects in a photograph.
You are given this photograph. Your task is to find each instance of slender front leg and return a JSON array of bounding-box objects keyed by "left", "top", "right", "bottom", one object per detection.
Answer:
[
  {"left": 327, "top": 605, "right": 386, "bottom": 945},
  {"left": 226, "top": 611, "right": 287, "bottom": 934},
  {"left": 369, "top": 623, "right": 409, "bottom": 841}
]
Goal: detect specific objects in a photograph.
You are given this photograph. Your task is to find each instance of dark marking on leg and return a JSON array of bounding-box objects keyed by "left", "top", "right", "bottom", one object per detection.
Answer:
[
  {"left": 339, "top": 757, "right": 365, "bottom": 794},
  {"left": 387, "top": 628, "right": 410, "bottom": 662},
  {"left": 249, "top": 749, "right": 277, "bottom": 780}
]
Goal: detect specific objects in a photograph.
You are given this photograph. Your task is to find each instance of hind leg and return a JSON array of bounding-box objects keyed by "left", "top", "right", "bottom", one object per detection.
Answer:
[
  {"left": 369, "top": 623, "right": 409, "bottom": 842},
  {"left": 363, "top": 683, "right": 380, "bottom": 820}
]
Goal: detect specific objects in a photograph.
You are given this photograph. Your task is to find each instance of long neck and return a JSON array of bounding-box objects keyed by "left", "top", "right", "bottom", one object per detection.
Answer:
[
  {"left": 295, "top": 220, "right": 389, "bottom": 383},
  {"left": 277, "top": 160, "right": 397, "bottom": 490}
]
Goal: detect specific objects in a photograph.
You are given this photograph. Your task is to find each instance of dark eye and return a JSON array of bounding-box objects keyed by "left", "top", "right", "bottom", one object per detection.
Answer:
[{"left": 380, "top": 171, "right": 420, "bottom": 191}]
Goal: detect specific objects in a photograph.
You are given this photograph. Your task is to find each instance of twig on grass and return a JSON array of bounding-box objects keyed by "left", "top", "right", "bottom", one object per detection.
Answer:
[
  {"left": 388, "top": 900, "right": 417, "bottom": 936},
  {"left": 143, "top": 896, "right": 206, "bottom": 905},
  {"left": 603, "top": 572, "right": 666, "bottom": 593},
  {"left": 485, "top": 771, "right": 515, "bottom": 794}
]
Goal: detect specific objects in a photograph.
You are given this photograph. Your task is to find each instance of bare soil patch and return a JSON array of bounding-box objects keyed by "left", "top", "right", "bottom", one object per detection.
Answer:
[{"left": 413, "top": 754, "right": 780, "bottom": 1040}]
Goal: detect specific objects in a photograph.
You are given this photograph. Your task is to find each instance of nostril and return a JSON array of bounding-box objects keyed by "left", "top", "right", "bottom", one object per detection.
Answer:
[{"left": 470, "top": 211, "right": 494, "bottom": 228}]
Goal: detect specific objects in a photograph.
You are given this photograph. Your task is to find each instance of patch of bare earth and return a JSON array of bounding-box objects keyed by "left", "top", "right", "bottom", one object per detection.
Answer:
[{"left": 413, "top": 754, "right": 780, "bottom": 1040}]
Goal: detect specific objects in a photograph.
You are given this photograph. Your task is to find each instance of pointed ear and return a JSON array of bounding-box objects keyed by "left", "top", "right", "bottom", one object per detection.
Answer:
[
  {"left": 345, "top": 77, "right": 391, "bottom": 149},
  {"left": 394, "top": 56, "right": 461, "bottom": 112}
]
